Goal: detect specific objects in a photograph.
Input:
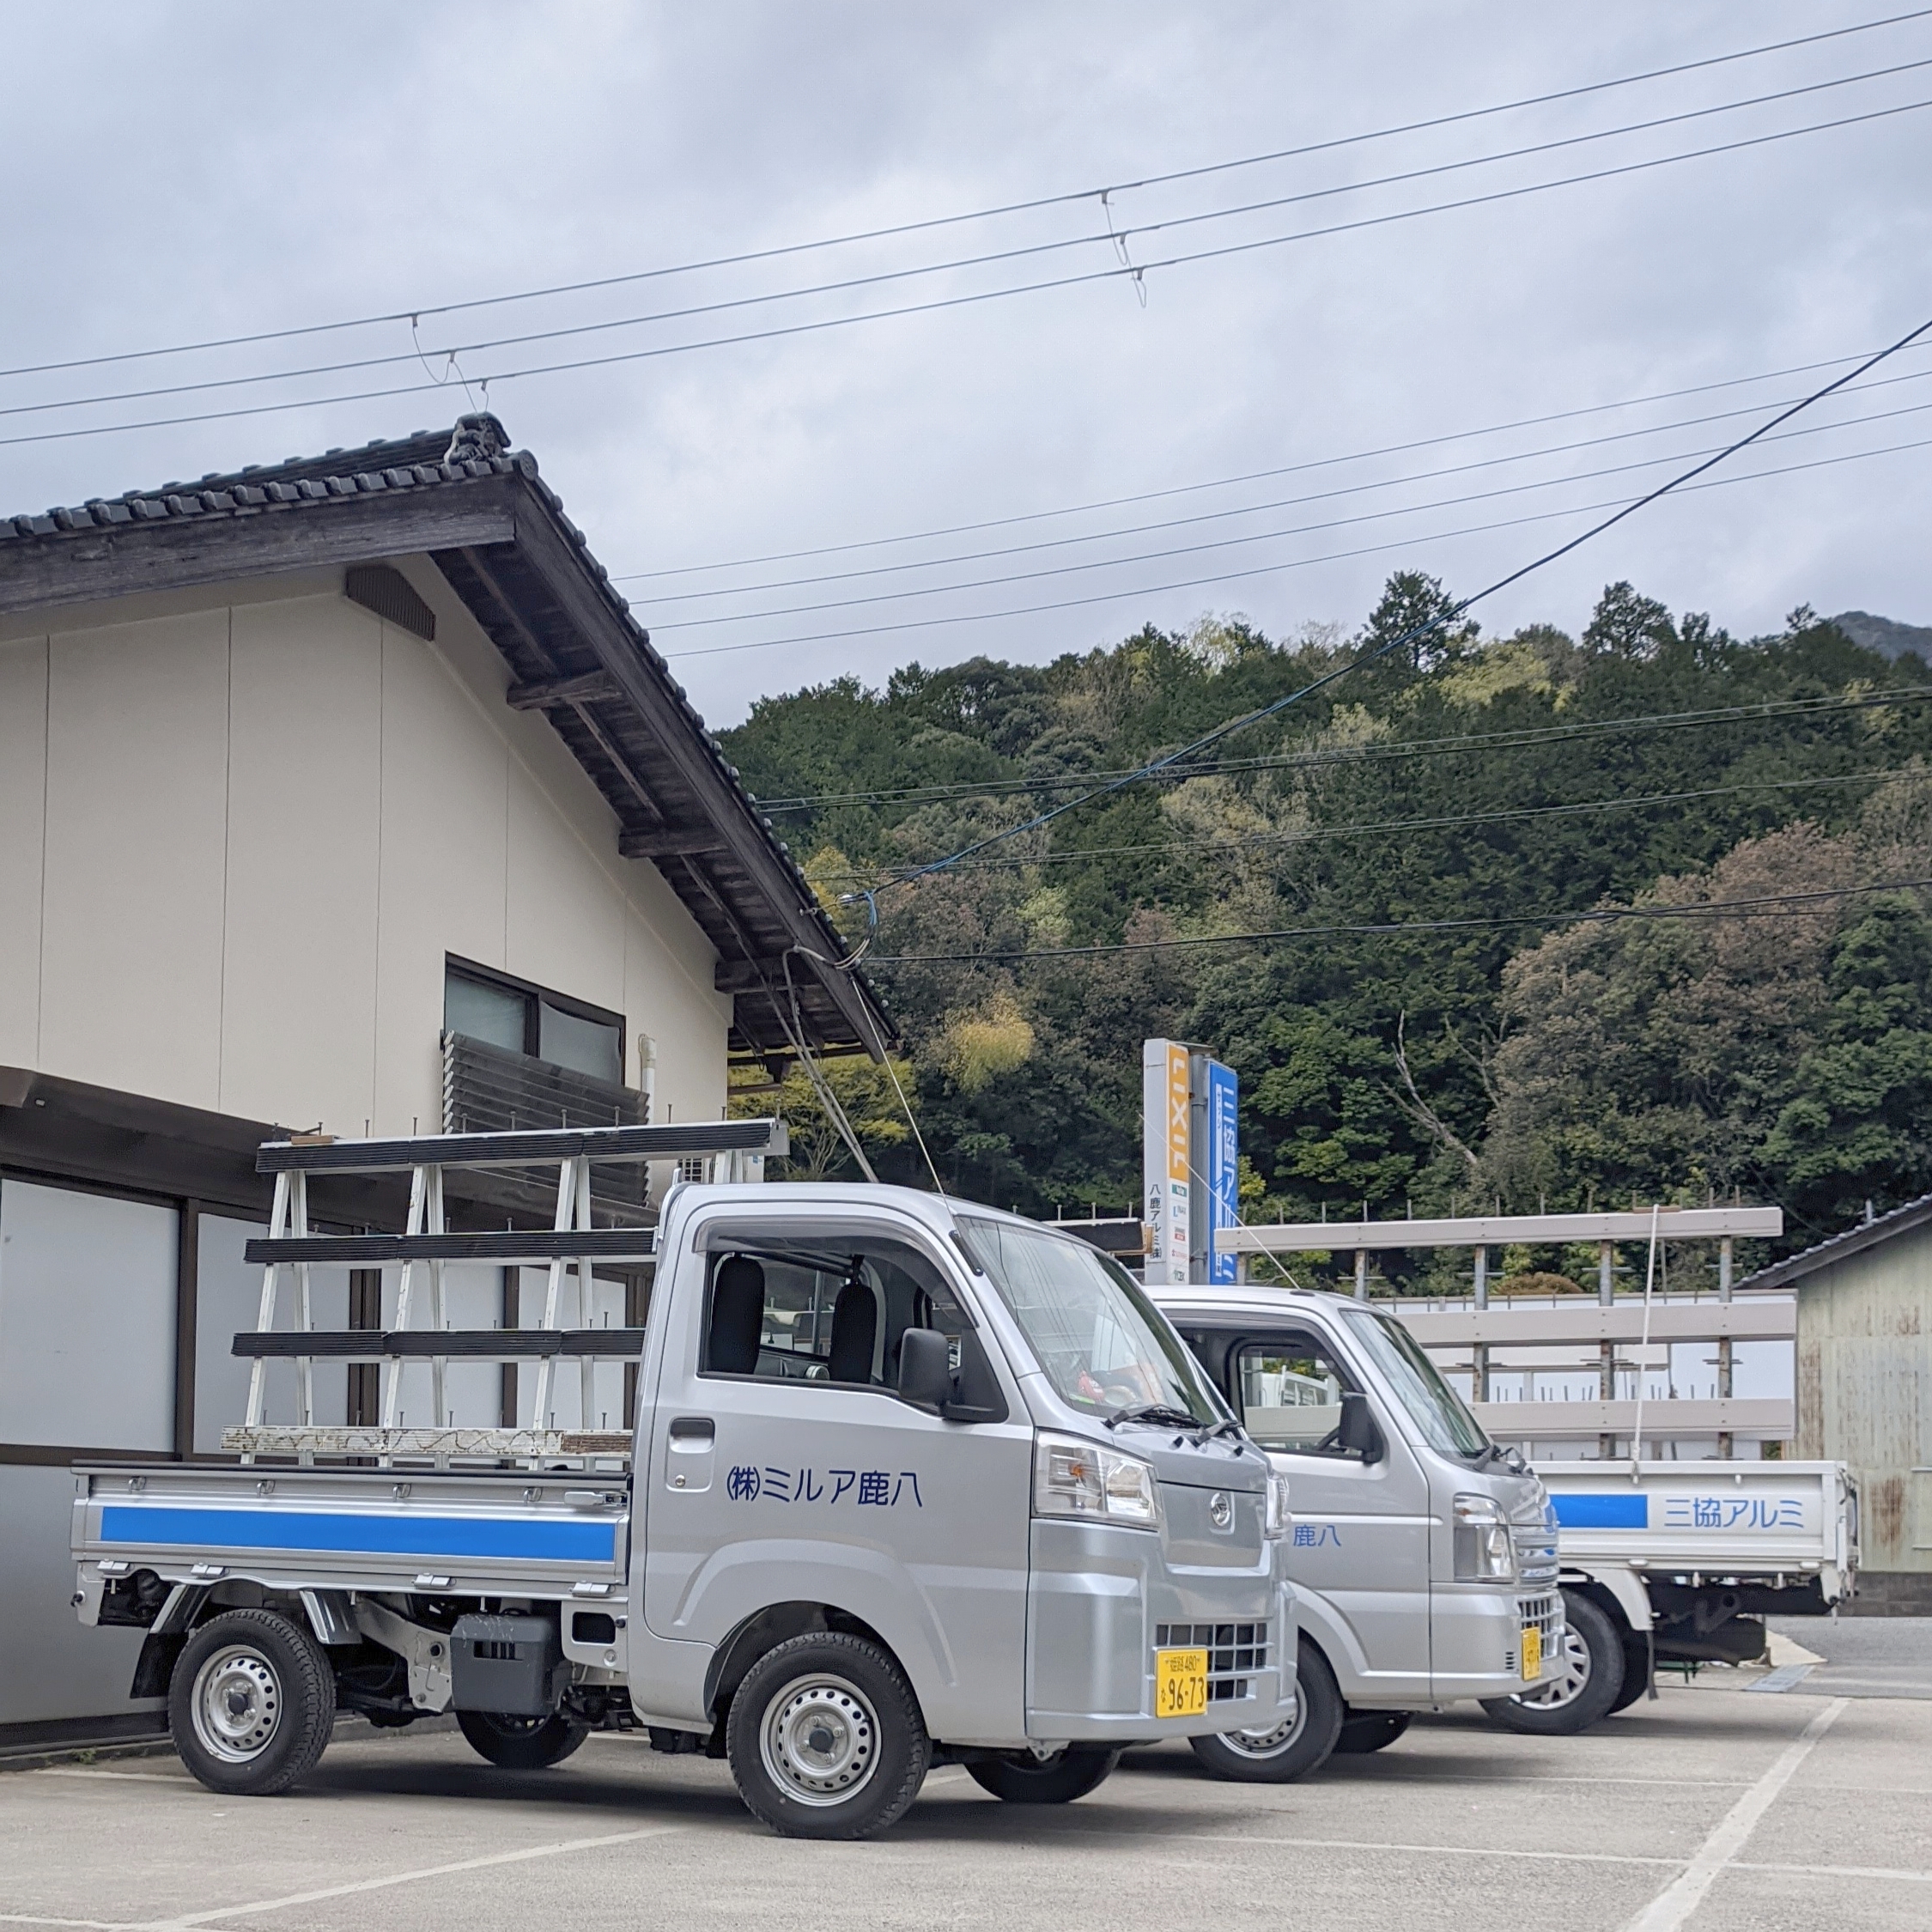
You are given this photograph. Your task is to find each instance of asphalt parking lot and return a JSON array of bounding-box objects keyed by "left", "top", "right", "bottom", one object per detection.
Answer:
[{"left": 4, "top": 1679, "right": 1929, "bottom": 1932}]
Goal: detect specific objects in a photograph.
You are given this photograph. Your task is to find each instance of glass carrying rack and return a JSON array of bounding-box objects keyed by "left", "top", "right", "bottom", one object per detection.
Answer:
[{"left": 224, "top": 1116, "right": 787, "bottom": 1469}]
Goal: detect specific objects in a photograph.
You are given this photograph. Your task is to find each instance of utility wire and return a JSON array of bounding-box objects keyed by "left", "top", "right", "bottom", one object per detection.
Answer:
[
  {"left": 861, "top": 312, "right": 1932, "bottom": 897},
  {"left": 826, "top": 767, "right": 1931, "bottom": 880},
  {"left": 663, "top": 422, "right": 1932, "bottom": 658},
  {"left": 6, "top": 7, "right": 1922, "bottom": 386},
  {"left": 15, "top": 56, "right": 1929, "bottom": 427},
  {"left": 869, "top": 878, "right": 1932, "bottom": 963},
  {"left": 639, "top": 368, "right": 1932, "bottom": 605},
  {"left": 8, "top": 92, "right": 1928, "bottom": 455},
  {"left": 755, "top": 685, "right": 1932, "bottom": 811},
  {"left": 622, "top": 346, "right": 1932, "bottom": 581},
  {"left": 651, "top": 392, "right": 1932, "bottom": 630}
]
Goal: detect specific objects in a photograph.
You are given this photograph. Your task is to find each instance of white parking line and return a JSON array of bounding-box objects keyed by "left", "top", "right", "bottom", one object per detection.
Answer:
[
  {"left": 1736, "top": 1862, "right": 1932, "bottom": 1885},
  {"left": 0, "top": 1824, "right": 690, "bottom": 1932},
  {"left": 33, "top": 1769, "right": 195, "bottom": 1785},
  {"left": 1620, "top": 1698, "right": 1850, "bottom": 1932},
  {"left": 150, "top": 1824, "right": 690, "bottom": 1929},
  {"left": 1042, "top": 1825, "right": 1678, "bottom": 1866},
  {"left": 0, "top": 1917, "right": 131, "bottom": 1930}
]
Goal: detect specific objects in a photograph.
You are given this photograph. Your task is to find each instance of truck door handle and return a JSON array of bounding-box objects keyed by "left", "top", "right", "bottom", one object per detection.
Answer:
[{"left": 668, "top": 1418, "right": 714, "bottom": 1446}]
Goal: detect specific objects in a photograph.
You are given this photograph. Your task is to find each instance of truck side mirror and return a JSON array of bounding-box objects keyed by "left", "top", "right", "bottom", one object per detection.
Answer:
[
  {"left": 1339, "top": 1390, "right": 1383, "bottom": 1464},
  {"left": 897, "top": 1327, "right": 953, "bottom": 1408}
]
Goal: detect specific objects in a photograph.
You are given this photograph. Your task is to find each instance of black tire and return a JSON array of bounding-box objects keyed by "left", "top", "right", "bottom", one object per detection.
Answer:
[
  {"left": 966, "top": 1747, "right": 1121, "bottom": 1804},
  {"left": 1188, "top": 1636, "right": 1343, "bottom": 1783},
  {"left": 168, "top": 1608, "right": 335, "bottom": 1796},
  {"left": 1607, "top": 1637, "right": 1651, "bottom": 1715},
  {"left": 1334, "top": 1710, "right": 1413, "bottom": 1754},
  {"left": 457, "top": 1709, "right": 590, "bottom": 1769},
  {"left": 1480, "top": 1590, "right": 1624, "bottom": 1735},
  {"left": 726, "top": 1631, "right": 931, "bottom": 1840}
]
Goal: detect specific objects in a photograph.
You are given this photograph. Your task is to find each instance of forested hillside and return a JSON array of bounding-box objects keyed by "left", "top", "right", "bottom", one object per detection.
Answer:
[{"left": 721, "top": 574, "right": 1932, "bottom": 1271}]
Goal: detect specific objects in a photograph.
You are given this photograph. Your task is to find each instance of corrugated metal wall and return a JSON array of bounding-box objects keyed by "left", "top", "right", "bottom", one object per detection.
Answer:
[{"left": 1796, "top": 1232, "right": 1932, "bottom": 1577}]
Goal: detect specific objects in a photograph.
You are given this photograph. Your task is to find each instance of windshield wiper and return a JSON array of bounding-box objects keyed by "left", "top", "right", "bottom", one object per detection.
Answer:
[{"left": 1104, "top": 1402, "right": 1210, "bottom": 1432}]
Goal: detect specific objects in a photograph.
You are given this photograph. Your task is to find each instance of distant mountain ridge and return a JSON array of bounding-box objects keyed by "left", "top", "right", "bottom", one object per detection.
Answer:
[{"left": 1832, "top": 611, "right": 1932, "bottom": 661}]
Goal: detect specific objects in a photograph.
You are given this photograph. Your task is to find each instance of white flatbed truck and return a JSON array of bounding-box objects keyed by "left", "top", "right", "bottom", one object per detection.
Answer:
[
  {"left": 1500, "top": 1457, "right": 1859, "bottom": 1730},
  {"left": 71, "top": 1121, "right": 1293, "bottom": 1838}
]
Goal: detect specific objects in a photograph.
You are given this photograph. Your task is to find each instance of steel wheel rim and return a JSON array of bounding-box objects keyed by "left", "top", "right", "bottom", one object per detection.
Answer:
[
  {"left": 1219, "top": 1688, "right": 1303, "bottom": 1759},
  {"left": 759, "top": 1674, "right": 879, "bottom": 1807},
  {"left": 1515, "top": 1625, "right": 1589, "bottom": 1710},
  {"left": 190, "top": 1644, "right": 283, "bottom": 1764}
]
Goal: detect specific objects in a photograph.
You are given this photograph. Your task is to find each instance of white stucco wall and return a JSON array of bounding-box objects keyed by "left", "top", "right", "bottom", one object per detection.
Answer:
[{"left": 0, "top": 559, "right": 731, "bottom": 1136}]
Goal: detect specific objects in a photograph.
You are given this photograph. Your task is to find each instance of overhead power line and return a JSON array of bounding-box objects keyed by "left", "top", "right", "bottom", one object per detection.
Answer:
[
  {"left": 15, "top": 56, "right": 1930, "bottom": 428},
  {"left": 868, "top": 878, "right": 1932, "bottom": 964},
  {"left": 755, "top": 686, "right": 1932, "bottom": 812},
  {"left": 629, "top": 341, "right": 1932, "bottom": 581},
  {"left": 8, "top": 91, "right": 1929, "bottom": 456},
  {"left": 650, "top": 392, "right": 1932, "bottom": 631},
  {"left": 4, "top": 7, "right": 1923, "bottom": 386},
  {"left": 636, "top": 367, "right": 1932, "bottom": 606},
  {"left": 661, "top": 422, "right": 1932, "bottom": 658},
  {"left": 860, "top": 312, "right": 1932, "bottom": 898},
  {"left": 826, "top": 767, "right": 1931, "bottom": 880}
]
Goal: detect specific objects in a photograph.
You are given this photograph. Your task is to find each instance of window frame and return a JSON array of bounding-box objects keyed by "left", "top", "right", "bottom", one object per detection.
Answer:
[
  {"left": 1230, "top": 1327, "right": 1370, "bottom": 1461},
  {"left": 443, "top": 953, "right": 626, "bottom": 1079},
  {"left": 696, "top": 1233, "right": 970, "bottom": 1394}
]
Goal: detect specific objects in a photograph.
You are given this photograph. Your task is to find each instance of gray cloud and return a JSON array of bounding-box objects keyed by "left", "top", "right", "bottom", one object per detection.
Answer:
[{"left": 3, "top": 1, "right": 1928, "bottom": 722}]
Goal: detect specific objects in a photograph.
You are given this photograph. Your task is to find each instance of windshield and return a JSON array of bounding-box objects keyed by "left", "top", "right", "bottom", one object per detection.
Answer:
[
  {"left": 955, "top": 1216, "right": 1224, "bottom": 1425},
  {"left": 1339, "top": 1304, "right": 1490, "bottom": 1458}
]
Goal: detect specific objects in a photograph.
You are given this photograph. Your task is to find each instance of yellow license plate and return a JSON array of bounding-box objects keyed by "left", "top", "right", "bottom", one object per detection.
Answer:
[
  {"left": 1156, "top": 1647, "right": 1209, "bottom": 1718},
  {"left": 1522, "top": 1625, "right": 1543, "bottom": 1681}
]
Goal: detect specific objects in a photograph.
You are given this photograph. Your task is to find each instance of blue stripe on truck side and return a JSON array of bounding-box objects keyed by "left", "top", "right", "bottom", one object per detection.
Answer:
[
  {"left": 98, "top": 1505, "right": 616, "bottom": 1564},
  {"left": 1550, "top": 1493, "right": 1648, "bottom": 1530}
]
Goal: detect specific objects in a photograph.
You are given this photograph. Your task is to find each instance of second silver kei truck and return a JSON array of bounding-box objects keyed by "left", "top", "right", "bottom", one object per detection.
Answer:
[{"left": 71, "top": 1122, "right": 1296, "bottom": 1839}]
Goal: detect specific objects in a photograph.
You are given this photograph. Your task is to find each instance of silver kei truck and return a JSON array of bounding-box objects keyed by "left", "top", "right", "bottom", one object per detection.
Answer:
[
  {"left": 70, "top": 1121, "right": 1294, "bottom": 1840},
  {"left": 1154, "top": 1283, "right": 1563, "bottom": 1780}
]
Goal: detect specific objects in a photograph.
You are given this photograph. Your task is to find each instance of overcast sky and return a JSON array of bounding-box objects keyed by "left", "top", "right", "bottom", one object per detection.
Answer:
[{"left": 4, "top": 3, "right": 1929, "bottom": 724}]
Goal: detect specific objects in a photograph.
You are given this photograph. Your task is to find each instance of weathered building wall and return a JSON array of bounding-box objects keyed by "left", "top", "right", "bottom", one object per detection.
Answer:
[
  {"left": 0, "top": 559, "right": 729, "bottom": 1136},
  {"left": 1795, "top": 1233, "right": 1932, "bottom": 1585}
]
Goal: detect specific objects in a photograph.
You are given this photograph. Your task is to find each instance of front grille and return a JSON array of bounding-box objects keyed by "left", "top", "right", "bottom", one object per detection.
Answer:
[
  {"left": 1156, "top": 1621, "right": 1270, "bottom": 1703},
  {"left": 1515, "top": 1591, "right": 1564, "bottom": 1675},
  {"left": 1512, "top": 1522, "right": 1560, "bottom": 1588}
]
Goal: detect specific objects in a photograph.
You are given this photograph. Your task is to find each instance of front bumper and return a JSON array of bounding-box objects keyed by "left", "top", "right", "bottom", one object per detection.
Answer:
[
  {"left": 1431, "top": 1584, "right": 1567, "bottom": 1701},
  {"left": 1024, "top": 1519, "right": 1297, "bottom": 1741}
]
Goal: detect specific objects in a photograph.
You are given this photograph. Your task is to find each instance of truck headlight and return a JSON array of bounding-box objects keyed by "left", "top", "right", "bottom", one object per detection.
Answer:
[
  {"left": 1034, "top": 1433, "right": 1158, "bottom": 1529},
  {"left": 1453, "top": 1493, "right": 1516, "bottom": 1583},
  {"left": 1265, "top": 1472, "right": 1292, "bottom": 1540}
]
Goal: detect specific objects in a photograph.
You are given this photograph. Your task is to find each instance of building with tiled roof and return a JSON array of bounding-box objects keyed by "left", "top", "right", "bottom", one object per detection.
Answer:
[{"left": 0, "top": 415, "right": 887, "bottom": 1743}]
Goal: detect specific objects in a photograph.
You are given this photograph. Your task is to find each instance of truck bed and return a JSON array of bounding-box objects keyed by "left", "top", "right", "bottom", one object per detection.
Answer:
[
  {"left": 73, "top": 1462, "right": 631, "bottom": 1601},
  {"left": 1536, "top": 1459, "right": 1855, "bottom": 1601}
]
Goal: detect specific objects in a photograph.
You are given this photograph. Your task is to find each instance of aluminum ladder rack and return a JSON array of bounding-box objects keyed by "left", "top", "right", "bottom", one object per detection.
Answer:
[{"left": 224, "top": 1116, "right": 787, "bottom": 1468}]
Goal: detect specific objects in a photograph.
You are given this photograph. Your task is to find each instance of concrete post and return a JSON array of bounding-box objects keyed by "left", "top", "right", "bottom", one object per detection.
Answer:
[
  {"left": 1354, "top": 1249, "right": 1369, "bottom": 1302},
  {"left": 1472, "top": 1245, "right": 1489, "bottom": 1405},
  {"left": 1717, "top": 1236, "right": 1735, "bottom": 1458},
  {"left": 1599, "top": 1240, "right": 1616, "bottom": 1456}
]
